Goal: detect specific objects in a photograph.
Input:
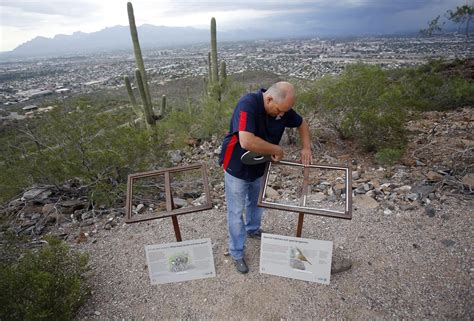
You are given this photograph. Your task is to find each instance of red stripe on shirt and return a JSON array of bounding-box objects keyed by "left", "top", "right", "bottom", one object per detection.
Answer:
[
  {"left": 223, "top": 135, "right": 238, "bottom": 170},
  {"left": 238, "top": 111, "right": 247, "bottom": 131}
]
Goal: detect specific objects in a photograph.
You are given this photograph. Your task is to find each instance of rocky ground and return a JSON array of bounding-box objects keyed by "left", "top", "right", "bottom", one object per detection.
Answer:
[{"left": 1, "top": 107, "right": 473, "bottom": 319}]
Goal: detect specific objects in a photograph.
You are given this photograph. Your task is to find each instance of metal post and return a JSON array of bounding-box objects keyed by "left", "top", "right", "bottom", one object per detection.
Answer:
[
  {"left": 165, "top": 171, "right": 182, "bottom": 242},
  {"left": 296, "top": 213, "right": 304, "bottom": 237},
  {"left": 296, "top": 167, "right": 310, "bottom": 237}
]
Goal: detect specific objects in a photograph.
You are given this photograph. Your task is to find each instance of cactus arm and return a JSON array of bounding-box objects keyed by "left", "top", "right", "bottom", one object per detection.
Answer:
[
  {"left": 161, "top": 94, "right": 167, "bottom": 116},
  {"left": 220, "top": 61, "right": 227, "bottom": 86},
  {"left": 135, "top": 69, "right": 155, "bottom": 125},
  {"left": 124, "top": 76, "right": 141, "bottom": 114}
]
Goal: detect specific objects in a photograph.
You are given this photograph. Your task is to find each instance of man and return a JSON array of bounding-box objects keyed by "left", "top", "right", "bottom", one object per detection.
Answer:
[{"left": 219, "top": 81, "right": 312, "bottom": 274}]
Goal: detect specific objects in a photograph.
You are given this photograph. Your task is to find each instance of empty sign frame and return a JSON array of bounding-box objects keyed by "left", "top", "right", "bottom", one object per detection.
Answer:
[
  {"left": 258, "top": 160, "right": 352, "bottom": 219},
  {"left": 125, "top": 163, "right": 212, "bottom": 223}
]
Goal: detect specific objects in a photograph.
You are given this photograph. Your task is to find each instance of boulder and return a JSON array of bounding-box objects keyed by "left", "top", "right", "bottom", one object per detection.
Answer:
[
  {"left": 426, "top": 171, "right": 443, "bottom": 182},
  {"left": 265, "top": 186, "right": 280, "bottom": 199},
  {"left": 353, "top": 195, "right": 379, "bottom": 209},
  {"left": 462, "top": 173, "right": 474, "bottom": 189},
  {"left": 21, "top": 188, "right": 52, "bottom": 201}
]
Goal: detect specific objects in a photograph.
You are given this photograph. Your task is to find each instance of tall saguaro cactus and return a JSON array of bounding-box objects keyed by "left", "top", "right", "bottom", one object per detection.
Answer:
[
  {"left": 208, "top": 17, "right": 227, "bottom": 102},
  {"left": 210, "top": 18, "right": 219, "bottom": 85},
  {"left": 126, "top": 1, "right": 157, "bottom": 125}
]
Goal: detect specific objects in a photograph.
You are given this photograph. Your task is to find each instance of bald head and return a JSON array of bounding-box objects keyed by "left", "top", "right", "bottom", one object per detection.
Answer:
[{"left": 263, "top": 81, "right": 296, "bottom": 117}]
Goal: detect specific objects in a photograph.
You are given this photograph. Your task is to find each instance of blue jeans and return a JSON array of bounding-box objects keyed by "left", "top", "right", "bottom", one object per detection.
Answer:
[{"left": 224, "top": 171, "right": 264, "bottom": 259}]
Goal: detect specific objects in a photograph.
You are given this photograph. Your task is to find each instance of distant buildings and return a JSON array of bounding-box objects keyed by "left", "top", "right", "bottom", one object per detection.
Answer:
[{"left": 0, "top": 35, "right": 472, "bottom": 107}]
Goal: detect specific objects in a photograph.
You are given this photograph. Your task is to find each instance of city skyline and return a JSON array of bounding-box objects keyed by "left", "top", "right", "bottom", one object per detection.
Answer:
[{"left": 0, "top": 0, "right": 469, "bottom": 52}]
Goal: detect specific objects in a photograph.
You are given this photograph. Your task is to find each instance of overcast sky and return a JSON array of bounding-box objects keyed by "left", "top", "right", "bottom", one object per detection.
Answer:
[{"left": 0, "top": 0, "right": 469, "bottom": 52}]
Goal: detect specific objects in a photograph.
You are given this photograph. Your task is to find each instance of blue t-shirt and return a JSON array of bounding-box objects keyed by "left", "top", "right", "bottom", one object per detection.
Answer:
[{"left": 219, "top": 88, "right": 303, "bottom": 181}]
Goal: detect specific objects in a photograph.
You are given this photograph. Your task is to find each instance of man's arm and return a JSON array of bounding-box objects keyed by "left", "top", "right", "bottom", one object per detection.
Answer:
[
  {"left": 239, "top": 131, "right": 284, "bottom": 161},
  {"left": 298, "top": 120, "right": 312, "bottom": 166}
]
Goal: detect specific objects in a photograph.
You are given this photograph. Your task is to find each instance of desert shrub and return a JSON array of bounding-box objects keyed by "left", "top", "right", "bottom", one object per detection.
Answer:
[
  {"left": 0, "top": 98, "right": 165, "bottom": 205},
  {"left": 307, "top": 63, "right": 407, "bottom": 152},
  {"left": 389, "top": 59, "right": 474, "bottom": 110},
  {"left": 375, "top": 148, "right": 404, "bottom": 166},
  {"left": 0, "top": 236, "right": 90, "bottom": 321}
]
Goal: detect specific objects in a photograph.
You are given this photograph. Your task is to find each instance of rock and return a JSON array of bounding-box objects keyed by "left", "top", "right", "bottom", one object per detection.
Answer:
[
  {"left": 265, "top": 186, "right": 280, "bottom": 199},
  {"left": 462, "top": 173, "right": 474, "bottom": 189},
  {"left": 441, "top": 239, "right": 455, "bottom": 247},
  {"left": 383, "top": 209, "right": 392, "bottom": 215},
  {"left": 405, "top": 193, "right": 419, "bottom": 201},
  {"left": 81, "top": 211, "right": 93, "bottom": 220},
  {"left": 426, "top": 171, "right": 443, "bottom": 182},
  {"left": 380, "top": 183, "right": 393, "bottom": 191},
  {"left": 352, "top": 171, "right": 360, "bottom": 180},
  {"left": 412, "top": 184, "right": 436, "bottom": 198},
  {"left": 172, "top": 198, "right": 188, "bottom": 208},
  {"left": 399, "top": 204, "right": 417, "bottom": 211},
  {"left": 60, "top": 199, "right": 87, "bottom": 214},
  {"left": 460, "top": 139, "right": 474, "bottom": 147},
  {"left": 353, "top": 195, "right": 379, "bottom": 209},
  {"left": 42, "top": 203, "right": 58, "bottom": 215},
  {"left": 307, "top": 193, "right": 326, "bottom": 203},
  {"left": 355, "top": 185, "right": 366, "bottom": 195},
  {"left": 81, "top": 219, "right": 95, "bottom": 227},
  {"left": 416, "top": 160, "right": 426, "bottom": 166},
  {"left": 136, "top": 204, "right": 145, "bottom": 213},
  {"left": 168, "top": 150, "right": 182, "bottom": 164},
  {"left": 365, "top": 190, "right": 375, "bottom": 198},
  {"left": 425, "top": 206, "right": 436, "bottom": 217},
  {"left": 21, "top": 188, "right": 52, "bottom": 201},
  {"left": 398, "top": 185, "right": 412, "bottom": 192},
  {"left": 183, "top": 191, "right": 201, "bottom": 199},
  {"left": 371, "top": 179, "right": 380, "bottom": 189}
]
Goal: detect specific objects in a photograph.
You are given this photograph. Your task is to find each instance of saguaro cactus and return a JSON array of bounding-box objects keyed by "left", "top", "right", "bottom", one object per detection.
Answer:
[
  {"left": 210, "top": 18, "right": 219, "bottom": 85},
  {"left": 208, "top": 17, "right": 227, "bottom": 102},
  {"left": 127, "top": 1, "right": 158, "bottom": 125}
]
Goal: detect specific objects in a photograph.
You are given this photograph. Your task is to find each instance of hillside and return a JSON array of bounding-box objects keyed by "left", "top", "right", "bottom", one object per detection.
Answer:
[{"left": 1, "top": 104, "right": 472, "bottom": 319}]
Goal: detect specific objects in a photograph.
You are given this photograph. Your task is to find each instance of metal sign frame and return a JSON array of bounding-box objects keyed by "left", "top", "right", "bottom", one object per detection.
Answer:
[
  {"left": 125, "top": 163, "right": 212, "bottom": 225},
  {"left": 258, "top": 160, "right": 352, "bottom": 220}
]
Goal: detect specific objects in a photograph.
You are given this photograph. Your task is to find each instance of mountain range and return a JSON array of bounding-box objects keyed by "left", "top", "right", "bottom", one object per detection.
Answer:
[{"left": 1, "top": 24, "right": 279, "bottom": 59}]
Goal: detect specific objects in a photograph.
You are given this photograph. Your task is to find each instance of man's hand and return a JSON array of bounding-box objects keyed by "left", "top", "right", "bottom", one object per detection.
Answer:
[
  {"left": 271, "top": 146, "right": 284, "bottom": 162},
  {"left": 301, "top": 148, "right": 312, "bottom": 166}
]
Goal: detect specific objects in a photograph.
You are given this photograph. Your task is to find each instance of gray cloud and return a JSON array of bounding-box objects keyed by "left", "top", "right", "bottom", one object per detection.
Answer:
[{"left": 1, "top": 0, "right": 99, "bottom": 18}]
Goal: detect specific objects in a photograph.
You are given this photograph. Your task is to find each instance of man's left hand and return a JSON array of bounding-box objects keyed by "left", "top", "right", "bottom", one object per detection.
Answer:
[{"left": 301, "top": 148, "right": 312, "bottom": 166}]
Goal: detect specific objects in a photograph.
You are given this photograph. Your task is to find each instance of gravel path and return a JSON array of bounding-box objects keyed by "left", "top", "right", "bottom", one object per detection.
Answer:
[{"left": 73, "top": 193, "right": 472, "bottom": 320}]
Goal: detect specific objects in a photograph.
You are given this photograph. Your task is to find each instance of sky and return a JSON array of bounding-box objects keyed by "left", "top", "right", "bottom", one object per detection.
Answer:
[{"left": 0, "top": 0, "right": 470, "bottom": 52}]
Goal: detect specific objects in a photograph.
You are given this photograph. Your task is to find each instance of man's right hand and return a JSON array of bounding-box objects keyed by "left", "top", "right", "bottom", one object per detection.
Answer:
[{"left": 271, "top": 146, "right": 284, "bottom": 162}]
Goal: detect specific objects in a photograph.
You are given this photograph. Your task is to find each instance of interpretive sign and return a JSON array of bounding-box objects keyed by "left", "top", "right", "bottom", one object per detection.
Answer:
[
  {"left": 145, "top": 238, "right": 216, "bottom": 285},
  {"left": 260, "top": 233, "right": 333, "bottom": 285}
]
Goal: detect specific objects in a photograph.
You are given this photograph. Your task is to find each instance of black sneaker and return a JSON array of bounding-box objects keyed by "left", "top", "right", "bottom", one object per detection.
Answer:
[
  {"left": 233, "top": 258, "right": 249, "bottom": 274},
  {"left": 247, "top": 229, "right": 263, "bottom": 239}
]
